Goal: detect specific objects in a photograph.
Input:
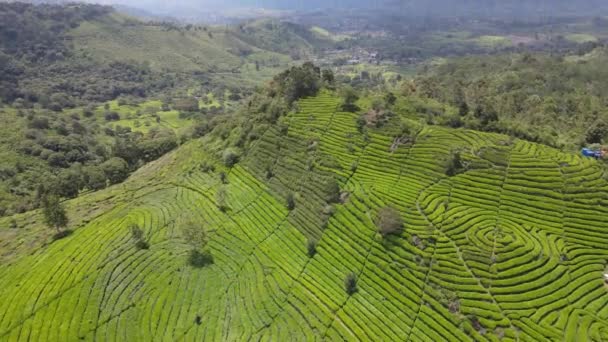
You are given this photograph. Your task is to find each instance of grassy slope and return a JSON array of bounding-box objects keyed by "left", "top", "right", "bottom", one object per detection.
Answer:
[
  {"left": 1, "top": 93, "right": 608, "bottom": 340},
  {"left": 68, "top": 14, "right": 319, "bottom": 88}
]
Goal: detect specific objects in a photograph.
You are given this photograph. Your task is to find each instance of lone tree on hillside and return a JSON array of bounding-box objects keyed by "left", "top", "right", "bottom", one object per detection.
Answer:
[
  {"left": 375, "top": 206, "right": 403, "bottom": 236},
  {"left": 42, "top": 195, "right": 68, "bottom": 233},
  {"left": 307, "top": 238, "right": 318, "bottom": 257},
  {"left": 180, "top": 217, "right": 213, "bottom": 268},
  {"left": 286, "top": 192, "right": 296, "bottom": 211},
  {"left": 446, "top": 151, "right": 465, "bottom": 176},
  {"left": 223, "top": 150, "right": 239, "bottom": 167},
  {"left": 216, "top": 186, "right": 228, "bottom": 212},
  {"left": 340, "top": 86, "right": 360, "bottom": 112},
  {"left": 324, "top": 178, "right": 341, "bottom": 204},
  {"left": 130, "top": 224, "right": 150, "bottom": 250},
  {"left": 344, "top": 272, "right": 358, "bottom": 295}
]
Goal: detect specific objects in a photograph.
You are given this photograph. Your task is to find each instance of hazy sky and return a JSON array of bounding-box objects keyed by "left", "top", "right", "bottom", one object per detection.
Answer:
[
  {"left": 89, "top": 0, "right": 608, "bottom": 20},
  {"left": 94, "top": 0, "right": 375, "bottom": 11}
]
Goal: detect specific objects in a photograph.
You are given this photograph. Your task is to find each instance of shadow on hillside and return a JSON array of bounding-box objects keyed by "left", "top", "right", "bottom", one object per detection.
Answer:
[{"left": 52, "top": 229, "right": 73, "bottom": 241}]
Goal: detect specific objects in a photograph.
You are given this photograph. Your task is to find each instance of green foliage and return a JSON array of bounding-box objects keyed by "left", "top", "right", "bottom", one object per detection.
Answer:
[
  {"left": 306, "top": 238, "right": 318, "bottom": 257},
  {"left": 446, "top": 151, "right": 465, "bottom": 176},
  {"left": 415, "top": 50, "right": 608, "bottom": 148},
  {"left": 101, "top": 157, "right": 129, "bottom": 185},
  {"left": 586, "top": 121, "right": 608, "bottom": 144},
  {"left": 42, "top": 195, "right": 68, "bottom": 232},
  {"left": 323, "top": 178, "right": 341, "bottom": 203},
  {"left": 83, "top": 166, "right": 107, "bottom": 191},
  {"left": 2, "top": 92, "right": 608, "bottom": 340},
  {"left": 344, "top": 272, "right": 357, "bottom": 295},
  {"left": 375, "top": 206, "right": 403, "bottom": 236},
  {"left": 130, "top": 224, "right": 149, "bottom": 250},
  {"left": 216, "top": 186, "right": 228, "bottom": 212},
  {"left": 173, "top": 98, "right": 199, "bottom": 112},
  {"left": 188, "top": 249, "right": 214, "bottom": 268},
  {"left": 271, "top": 62, "right": 322, "bottom": 104},
  {"left": 340, "top": 86, "right": 360, "bottom": 112},
  {"left": 180, "top": 218, "right": 208, "bottom": 249},
  {"left": 223, "top": 150, "right": 239, "bottom": 168},
  {"left": 286, "top": 192, "right": 296, "bottom": 211}
]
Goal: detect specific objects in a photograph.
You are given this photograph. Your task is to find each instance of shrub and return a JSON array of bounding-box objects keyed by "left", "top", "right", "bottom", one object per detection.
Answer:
[
  {"left": 344, "top": 272, "right": 357, "bottom": 295},
  {"left": 375, "top": 206, "right": 403, "bottom": 236},
  {"left": 104, "top": 112, "right": 120, "bottom": 121},
  {"left": 29, "top": 116, "right": 50, "bottom": 129}
]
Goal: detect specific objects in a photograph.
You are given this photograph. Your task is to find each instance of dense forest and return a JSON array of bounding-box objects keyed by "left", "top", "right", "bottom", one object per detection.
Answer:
[{"left": 411, "top": 50, "right": 608, "bottom": 148}]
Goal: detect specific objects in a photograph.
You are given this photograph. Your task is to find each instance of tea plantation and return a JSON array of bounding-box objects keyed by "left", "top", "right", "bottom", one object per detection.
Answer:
[{"left": 1, "top": 93, "right": 607, "bottom": 341}]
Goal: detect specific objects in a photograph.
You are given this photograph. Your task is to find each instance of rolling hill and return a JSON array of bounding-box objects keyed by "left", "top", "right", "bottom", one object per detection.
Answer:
[{"left": 1, "top": 92, "right": 607, "bottom": 340}]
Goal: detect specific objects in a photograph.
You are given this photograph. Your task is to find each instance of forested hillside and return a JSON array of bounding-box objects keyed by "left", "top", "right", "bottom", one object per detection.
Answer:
[
  {"left": 0, "top": 3, "right": 334, "bottom": 216},
  {"left": 411, "top": 49, "right": 608, "bottom": 149}
]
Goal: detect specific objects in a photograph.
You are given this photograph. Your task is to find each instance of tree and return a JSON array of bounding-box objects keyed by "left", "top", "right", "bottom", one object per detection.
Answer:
[
  {"left": 286, "top": 192, "right": 296, "bottom": 211},
  {"left": 586, "top": 121, "right": 608, "bottom": 144},
  {"left": 324, "top": 178, "right": 341, "bottom": 203},
  {"left": 307, "top": 238, "right": 317, "bottom": 257},
  {"left": 223, "top": 150, "right": 239, "bottom": 167},
  {"left": 375, "top": 206, "right": 403, "bottom": 236},
  {"left": 54, "top": 169, "right": 82, "bottom": 198},
  {"left": 273, "top": 62, "right": 321, "bottom": 104},
  {"left": 180, "top": 217, "right": 212, "bottom": 267},
  {"left": 216, "top": 186, "right": 228, "bottom": 212},
  {"left": 458, "top": 101, "right": 469, "bottom": 117},
  {"left": 42, "top": 195, "right": 68, "bottom": 233},
  {"left": 101, "top": 157, "right": 129, "bottom": 184},
  {"left": 47, "top": 152, "right": 68, "bottom": 168},
  {"left": 130, "top": 224, "right": 149, "bottom": 250},
  {"left": 322, "top": 69, "right": 335, "bottom": 85},
  {"left": 344, "top": 272, "right": 357, "bottom": 295},
  {"left": 181, "top": 218, "right": 208, "bottom": 250},
  {"left": 384, "top": 92, "right": 397, "bottom": 107},
  {"left": 340, "top": 86, "right": 359, "bottom": 112},
  {"left": 446, "top": 151, "right": 465, "bottom": 176},
  {"left": 84, "top": 166, "right": 107, "bottom": 191}
]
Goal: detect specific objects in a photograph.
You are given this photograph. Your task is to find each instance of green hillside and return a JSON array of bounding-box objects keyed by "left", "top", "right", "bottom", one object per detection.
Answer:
[
  {"left": 1, "top": 92, "right": 607, "bottom": 340},
  {"left": 68, "top": 14, "right": 297, "bottom": 88}
]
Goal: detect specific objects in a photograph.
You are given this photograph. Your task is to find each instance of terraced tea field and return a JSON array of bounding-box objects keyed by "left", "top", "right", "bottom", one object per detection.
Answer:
[{"left": 1, "top": 93, "right": 608, "bottom": 341}]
